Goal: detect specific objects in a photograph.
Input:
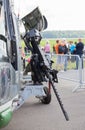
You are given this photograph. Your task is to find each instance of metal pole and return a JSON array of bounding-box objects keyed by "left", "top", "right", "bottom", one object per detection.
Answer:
[{"left": 72, "top": 55, "right": 83, "bottom": 92}]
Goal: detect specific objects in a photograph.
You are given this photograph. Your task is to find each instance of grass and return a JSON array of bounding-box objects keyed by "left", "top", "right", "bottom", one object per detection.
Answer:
[{"left": 40, "top": 38, "right": 85, "bottom": 52}]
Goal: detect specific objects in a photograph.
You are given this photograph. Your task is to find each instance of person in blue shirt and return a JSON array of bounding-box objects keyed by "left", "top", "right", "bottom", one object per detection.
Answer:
[{"left": 70, "top": 41, "right": 76, "bottom": 54}]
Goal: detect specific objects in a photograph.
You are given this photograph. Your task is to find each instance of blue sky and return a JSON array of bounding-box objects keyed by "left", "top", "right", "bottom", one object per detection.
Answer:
[{"left": 14, "top": 0, "right": 85, "bottom": 31}]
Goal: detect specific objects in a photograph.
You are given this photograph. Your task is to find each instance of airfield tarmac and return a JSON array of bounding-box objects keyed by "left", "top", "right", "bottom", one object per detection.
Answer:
[{"left": 2, "top": 76, "right": 85, "bottom": 130}]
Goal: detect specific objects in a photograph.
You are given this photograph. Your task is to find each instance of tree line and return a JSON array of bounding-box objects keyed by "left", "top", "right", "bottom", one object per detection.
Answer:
[{"left": 41, "top": 30, "right": 85, "bottom": 38}]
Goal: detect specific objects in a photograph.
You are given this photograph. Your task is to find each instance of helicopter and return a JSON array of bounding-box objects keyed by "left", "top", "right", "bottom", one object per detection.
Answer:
[{"left": 0, "top": 0, "right": 69, "bottom": 128}]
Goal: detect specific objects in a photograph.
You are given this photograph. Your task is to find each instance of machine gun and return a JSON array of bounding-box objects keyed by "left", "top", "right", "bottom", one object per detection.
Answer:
[
  {"left": 23, "top": 29, "right": 69, "bottom": 121},
  {"left": 22, "top": 22, "right": 69, "bottom": 121}
]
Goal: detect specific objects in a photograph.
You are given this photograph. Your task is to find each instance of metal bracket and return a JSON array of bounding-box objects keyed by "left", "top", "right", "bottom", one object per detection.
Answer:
[{"left": 13, "top": 84, "right": 45, "bottom": 110}]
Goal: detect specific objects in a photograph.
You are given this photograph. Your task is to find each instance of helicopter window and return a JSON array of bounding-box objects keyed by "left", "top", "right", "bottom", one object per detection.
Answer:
[
  {"left": 0, "top": 39, "right": 7, "bottom": 58},
  {"left": 0, "top": 3, "right": 7, "bottom": 59}
]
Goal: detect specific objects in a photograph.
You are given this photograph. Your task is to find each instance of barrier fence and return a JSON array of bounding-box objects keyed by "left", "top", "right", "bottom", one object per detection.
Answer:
[{"left": 51, "top": 53, "right": 85, "bottom": 92}]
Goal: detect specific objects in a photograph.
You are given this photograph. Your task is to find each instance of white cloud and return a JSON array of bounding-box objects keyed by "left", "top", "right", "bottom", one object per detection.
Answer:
[{"left": 14, "top": 0, "right": 85, "bottom": 30}]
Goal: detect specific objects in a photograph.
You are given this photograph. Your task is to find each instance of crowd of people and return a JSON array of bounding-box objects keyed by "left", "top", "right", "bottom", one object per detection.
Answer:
[
  {"left": 43, "top": 38, "right": 84, "bottom": 71},
  {"left": 56, "top": 38, "right": 84, "bottom": 71}
]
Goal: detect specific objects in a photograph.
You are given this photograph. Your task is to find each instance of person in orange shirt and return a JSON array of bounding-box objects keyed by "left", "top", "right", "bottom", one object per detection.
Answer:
[
  {"left": 54, "top": 40, "right": 60, "bottom": 54},
  {"left": 54, "top": 39, "right": 68, "bottom": 71},
  {"left": 54, "top": 40, "right": 62, "bottom": 70}
]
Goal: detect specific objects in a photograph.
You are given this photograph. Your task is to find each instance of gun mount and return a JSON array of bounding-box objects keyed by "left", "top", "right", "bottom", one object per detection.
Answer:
[{"left": 21, "top": 7, "right": 69, "bottom": 121}]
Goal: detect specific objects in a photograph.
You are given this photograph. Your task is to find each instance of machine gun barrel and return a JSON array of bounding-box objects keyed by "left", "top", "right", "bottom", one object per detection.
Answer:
[{"left": 45, "top": 71, "right": 69, "bottom": 121}]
